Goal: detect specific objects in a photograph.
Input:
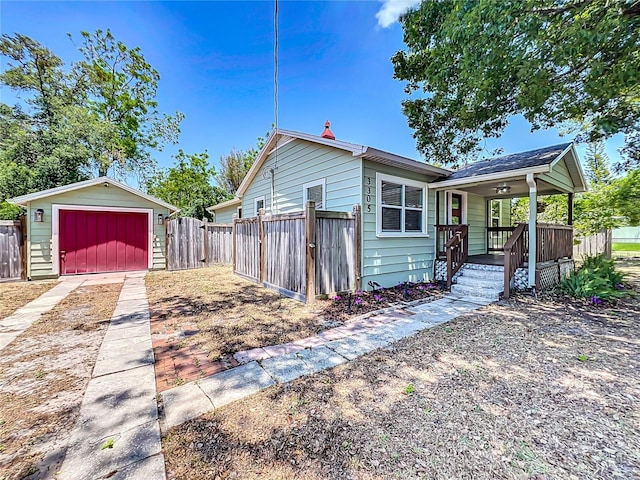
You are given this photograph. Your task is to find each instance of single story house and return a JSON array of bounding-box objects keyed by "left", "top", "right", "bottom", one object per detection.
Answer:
[
  {"left": 9, "top": 177, "right": 177, "bottom": 280},
  {"left": 209, "top": 124, "right": 587, "bottom": 299}
]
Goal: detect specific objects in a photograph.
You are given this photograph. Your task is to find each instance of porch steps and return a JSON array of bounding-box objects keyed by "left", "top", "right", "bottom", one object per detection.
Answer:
[{"left": 450, "top": 263, "right": 504, "bottom": 301}]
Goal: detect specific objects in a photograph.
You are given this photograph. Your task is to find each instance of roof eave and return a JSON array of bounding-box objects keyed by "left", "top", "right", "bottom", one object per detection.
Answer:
[
  {"left": 428, "top": 165, "right": 551, "bottom": 189},
  {"left": 8, "top": 177, "right": 178, "bottom": 211},
  {"left": 360, "top": 148, "right": 450, "bottom": 177},
  {"left": 206, "top": 198, "right": 241, "bottom": 212}
]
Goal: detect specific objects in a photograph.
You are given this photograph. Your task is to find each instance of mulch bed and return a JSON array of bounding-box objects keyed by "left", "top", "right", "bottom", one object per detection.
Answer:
[
  {"left": 319, "top": 281, "right": 445, "bottom": 321},
  {"left": 162, "top": 264, "right": 640, "bottom": 480}
]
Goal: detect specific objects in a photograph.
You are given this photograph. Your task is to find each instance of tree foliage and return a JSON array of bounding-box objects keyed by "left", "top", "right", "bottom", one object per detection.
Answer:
[
  {"left": 146, "top": 150, "right": 231, "bottom": 221},
  {"left": 215, "top": 133, "right": 268, "bottom": 194},
  {"left": 0, "top": 31, "right": 182, "bottom": 219},
  {"left": 511, "top": 142, "right": 639, "bottom": 235},
  {"left": 393, "top": 0, "right": 640, "bottom": 168}
]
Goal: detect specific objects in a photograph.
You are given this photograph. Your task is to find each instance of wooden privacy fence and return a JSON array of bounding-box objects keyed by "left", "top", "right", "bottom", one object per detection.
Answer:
[
  {"left": 233, "top": 202, "right": 361, "bottom": 303},
  {"left": 233, "top": 217, "right": 260, "bottom": 281},
  {"left": 166, "top": 217, "right": 233, "bottom": 271},
  {"left": 573, "top": 229, "right": 612, "bottom": 259},
  {"left": 0, "top": 218, "right": 26, "bottom": 281}
]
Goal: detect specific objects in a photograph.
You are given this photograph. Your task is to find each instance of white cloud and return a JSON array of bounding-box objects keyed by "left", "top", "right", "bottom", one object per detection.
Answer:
[{"left": 375, "top": 0, "right": 421, "bottom": 28}]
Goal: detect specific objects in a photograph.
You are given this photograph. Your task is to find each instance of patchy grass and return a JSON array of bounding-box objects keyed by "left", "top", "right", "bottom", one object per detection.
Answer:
[
  {"left": 613, "top": 242, "right": 640, "bottom": 253},
  {"left": 0, "top": 280, "right": 57, "bottom": 320},
  {"left": 162, "top": 262, "right": 640, "bottom": 480},
  {"left": 147, "top": 266, "right": 327, "bottom": 360},
  {"left": 0, "top": 283, "right": 122, "bottom": 479}
]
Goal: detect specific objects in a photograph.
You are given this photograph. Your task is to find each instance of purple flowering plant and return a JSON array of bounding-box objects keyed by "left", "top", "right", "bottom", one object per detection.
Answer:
[{"left": 590, "top": 296, "right": 603, "bottom": 305}]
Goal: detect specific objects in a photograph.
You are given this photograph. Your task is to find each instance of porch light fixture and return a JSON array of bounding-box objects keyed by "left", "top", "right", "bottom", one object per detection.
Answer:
[
  {"left": 495, "top": 184, "right": 511, "bottom": 194},
  {"left": 34, "top": 208, "right": 44, "bottom": 223},
  {"left": 158, "top": 213, "right": 165, "bottom": 225}
]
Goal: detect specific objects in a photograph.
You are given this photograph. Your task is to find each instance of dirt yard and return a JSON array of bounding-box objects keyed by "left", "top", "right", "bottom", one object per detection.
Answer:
[
  {"left": 0, "top": 282, "right": 122, "bottom": 479},
  {"left": 146, "top": 266, "right": 324, "bottom": 361},
  {"left": 162, "top": 261, "right": 640, "bottom": 480},
  {"left": 0, "top": 280, "right": 57, "bottom": 320}
]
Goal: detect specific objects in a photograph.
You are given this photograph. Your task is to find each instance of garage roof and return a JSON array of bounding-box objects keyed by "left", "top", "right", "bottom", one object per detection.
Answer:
[{"left": 8, "top": 176, "right": 178, "bottom": 211}]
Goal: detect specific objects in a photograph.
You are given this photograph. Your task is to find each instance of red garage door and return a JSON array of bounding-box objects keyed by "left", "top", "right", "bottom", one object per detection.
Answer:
[{"left": 59, "top": 210, "right": 149, "bottom": 275}]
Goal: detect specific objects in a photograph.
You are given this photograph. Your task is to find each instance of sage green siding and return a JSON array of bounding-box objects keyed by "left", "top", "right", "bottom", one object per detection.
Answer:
[
  {"left": 212, "top": 205, "right": 238, "bottom": 224},
  {"left": 26, "top": 184, "right": 170, "bottom": 279},
  {"left": 467, "top": 193, "right": 487, "bottom": 256},
  {"left": 241, "top": 139, "right": 361, "bottom": 216},
  {"left": 539, "top": 158, "right": 574, "bottom": 192},
  {"left": 361, "top": 160, "right": 439, "bottom": 288}
]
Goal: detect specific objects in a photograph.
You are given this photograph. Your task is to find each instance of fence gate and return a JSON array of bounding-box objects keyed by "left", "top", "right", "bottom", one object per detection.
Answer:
[
  {"left": 207, "top": 224, "right": 233, "bottom": 264},
  {"left": 233, "top": 218, "right": 260, "bottom": 281},
  {"left": 0, "top": 219, "right": 25, "bottom": 281},
  {"left": 315, "top": 213, "right": 357, "bottom": 295},
  {"left": 262, "top": 213, "right": 307, "bottom": 301},
  {"left": 166, "top": 217, "right": 206, "bottom": 271}
]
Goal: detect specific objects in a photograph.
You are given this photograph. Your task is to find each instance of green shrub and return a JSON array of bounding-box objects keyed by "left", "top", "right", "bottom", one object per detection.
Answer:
[{"left": 561, "top": 254, "right": 628, "bottom": 302}]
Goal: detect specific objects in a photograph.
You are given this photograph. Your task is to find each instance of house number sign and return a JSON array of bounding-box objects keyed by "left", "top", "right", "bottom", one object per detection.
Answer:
[{"left": 365, "top": 176, "right": 373, "bottom": 213}]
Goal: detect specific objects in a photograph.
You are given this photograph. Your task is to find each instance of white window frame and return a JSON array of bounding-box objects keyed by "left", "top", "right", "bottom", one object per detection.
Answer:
[
  {"left": 376, "top": 173, "right": 428, "bottom": 238},
  {"left": 302, "top": 178, "right": 326, "bottom": 210},
  {"left": 254, "top": 195, "right": 266, "bottom": 214},
  {"left": 51, "top": 204, "right": 155, "bottom": 275},
  {"left": 446, "top": 190, "right": 468, "bottom": 225}
]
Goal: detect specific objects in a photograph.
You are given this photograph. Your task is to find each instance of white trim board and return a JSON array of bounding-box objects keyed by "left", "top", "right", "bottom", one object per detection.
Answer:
[
  {"left": 446, "top": 190, "right": 468, "bottom": 225},
  {"left": 52, "top": 204, "right": 154, "bottom": 276},
  {"left": 302, "top": 178, "right": 326, "bottom": 210}
]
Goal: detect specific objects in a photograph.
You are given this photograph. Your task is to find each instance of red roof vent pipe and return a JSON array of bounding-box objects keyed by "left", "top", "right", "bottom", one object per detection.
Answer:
[{"left": 321, "top": 120, "right": 335, "bottom": 140}]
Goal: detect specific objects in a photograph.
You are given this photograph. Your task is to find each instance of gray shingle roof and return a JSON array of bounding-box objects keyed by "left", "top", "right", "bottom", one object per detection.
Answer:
[{"left": 444, "top": 143, "right": 572, "bottom": 180}]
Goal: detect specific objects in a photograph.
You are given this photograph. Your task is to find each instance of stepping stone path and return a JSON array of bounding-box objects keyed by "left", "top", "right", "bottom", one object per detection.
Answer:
[
  {"left": 160, "top": 294, "right": 490, "bottom": 430},
  {"left": 59, "top": 273, "right": 165, "bottom": 480}
]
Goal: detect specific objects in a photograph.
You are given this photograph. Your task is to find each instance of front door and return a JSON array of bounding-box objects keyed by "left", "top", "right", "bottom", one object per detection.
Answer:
[{"left": 450, "top": 193, "right": 463, "bottom": 225}]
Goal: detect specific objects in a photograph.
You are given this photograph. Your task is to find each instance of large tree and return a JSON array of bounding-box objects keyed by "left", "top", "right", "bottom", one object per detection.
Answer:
[
  {"left": 71, "top": 30, "right": 183, "bottom": 179},
  {"left": 0, "top": 31, "right": 183, "bottom": 219},
  {"left": 146, "top": 150, "right": 231, "bottom": 221},
  {"left": 392, "top": 0, "right": 640, "bottom": 168}
]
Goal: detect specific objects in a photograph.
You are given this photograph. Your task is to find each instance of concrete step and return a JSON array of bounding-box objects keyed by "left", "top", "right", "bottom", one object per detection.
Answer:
[
  {"left": 463, "top": 263, "right": 504, "bottom": 273},
  {"left": 459, "top": 268, "right": 504, "bottom": 282},
  {"left": 450, "top": 283, "right": 502, "bottom": 300},
  {"left": 455, "top": 275, "right": 503, "bottom": 289}
]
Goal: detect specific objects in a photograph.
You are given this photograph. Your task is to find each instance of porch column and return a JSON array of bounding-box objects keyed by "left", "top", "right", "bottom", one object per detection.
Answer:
[
  {"left": 567, "top": 193, "right": 574, "bottom": 225},
  {"left": 526, "top": 173, "right": 537, "bottom": 287}
]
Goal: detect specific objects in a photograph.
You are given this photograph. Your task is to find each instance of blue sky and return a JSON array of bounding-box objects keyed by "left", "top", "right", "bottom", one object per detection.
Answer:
[{"left": 1, "top": 0, "right": 624, "bottom": 184}]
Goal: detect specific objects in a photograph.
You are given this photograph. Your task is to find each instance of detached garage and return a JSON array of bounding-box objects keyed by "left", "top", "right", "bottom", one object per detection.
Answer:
[{"left": 9, "top": 177, "right": 177, "bottom": 280}]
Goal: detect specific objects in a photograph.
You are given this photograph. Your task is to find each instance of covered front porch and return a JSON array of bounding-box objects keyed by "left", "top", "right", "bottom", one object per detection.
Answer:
[{"left": 430, "top": 143, "right": 587, "bottom": 298}]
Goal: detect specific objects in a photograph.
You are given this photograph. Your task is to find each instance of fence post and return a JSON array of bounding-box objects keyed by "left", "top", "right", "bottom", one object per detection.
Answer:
[
  {"left": 305, "top": 201, "right": 316, "bottom": 304},
  {"left": 353, "top": 204, "right": 362, "bottom": 292},
  {"left": 20, "top": 215, "right": 27, "bottom": 280},
  {"left": 164, "top": 217, "right": 169, "bottom": 271},
  {"left": 258, "top": 208, "right": 265, "bottom": 283},
  {"left": 202, "top": 217, "right": 210, "bottom": 266},
  {"left": 232, "top": 213, "right": 238, "bottom": 274}
]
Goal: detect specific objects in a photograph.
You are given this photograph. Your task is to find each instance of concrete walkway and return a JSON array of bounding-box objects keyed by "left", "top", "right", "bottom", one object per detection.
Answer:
[
  {"left": 161, "top": 293, "right": 494, "bottom": 430},
  {"left": 0, "top": 279, "right": 84, "bottom": 352},
  {"left": 59, "top": 273, "right": 165, "bottom": 480}
]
